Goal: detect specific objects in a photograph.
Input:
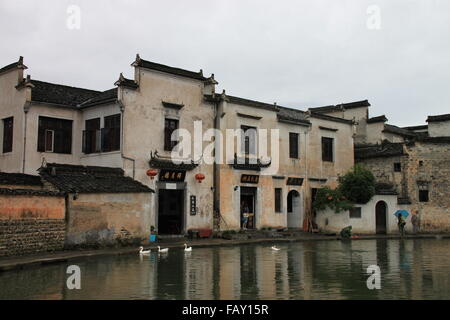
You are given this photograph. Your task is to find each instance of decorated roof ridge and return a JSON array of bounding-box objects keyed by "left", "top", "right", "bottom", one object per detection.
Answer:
[
  {"left": 427, "top": 113, "right": 450, "bottom": 123},
  {"left": 114, "top": 73, "right": 139, "bottom": 89},
  {"left": 0, "top": 56, "right": 27, "bottom": 74},
  {"left": 132, "top": 54, "right": 210, "bottom": 82},
  {"left": 149, "top": 150, "right": 199, "bottom": 170}
]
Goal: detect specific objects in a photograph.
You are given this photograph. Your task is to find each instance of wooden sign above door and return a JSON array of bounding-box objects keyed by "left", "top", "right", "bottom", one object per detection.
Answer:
[
  {"left": 159, "top": 169, "right": 186, "bottom": 182},
  {"left": 241, "top": 174, "right": 259, "bottom": 184}
]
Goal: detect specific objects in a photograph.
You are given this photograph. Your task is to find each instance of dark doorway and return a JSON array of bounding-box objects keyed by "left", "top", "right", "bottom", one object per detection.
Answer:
[
  {"left": 158, "top": 189, "right": 184, "bottom": 234},
  {"left": 287, "top": 190, "right": 301, "bottom": 229},
  {"left": 375, "top": 201, "right": 387, "bottom": 234},
  {"left": 241, "top": 187, "right": 256, "bottom": 229}
]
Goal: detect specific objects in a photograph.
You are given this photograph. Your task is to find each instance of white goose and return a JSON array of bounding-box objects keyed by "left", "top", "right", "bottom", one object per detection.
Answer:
[
  {"left": 139, "top": 246, "right": 151, "bottom": 255},
  {"left": 184, "top": 243, "right": 192, "bottom": 252},
  {"left": 271, "top": 246, "right": 281, "bottom": 251},
  {"left": 157, "top": 246, "right": 169, "bottom": 253}
]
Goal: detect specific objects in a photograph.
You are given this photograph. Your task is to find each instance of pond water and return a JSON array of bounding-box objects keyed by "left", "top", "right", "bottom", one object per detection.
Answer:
[{"left": 1, "top": 239, "right": 449, "bottom": 300}]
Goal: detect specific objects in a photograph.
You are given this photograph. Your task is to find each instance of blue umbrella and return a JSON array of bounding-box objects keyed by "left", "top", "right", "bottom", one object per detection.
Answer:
[{"left": 394, "top": 210, "right": 409, "bottom": 218}]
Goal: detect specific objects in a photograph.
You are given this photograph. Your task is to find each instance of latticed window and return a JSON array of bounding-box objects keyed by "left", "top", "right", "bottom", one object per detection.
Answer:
[
  {"left": 37, "top": 116, "right": 72, "bottom": 154},
  {"left": 101, "top": 114, "right": 121, "bottom": 152}
]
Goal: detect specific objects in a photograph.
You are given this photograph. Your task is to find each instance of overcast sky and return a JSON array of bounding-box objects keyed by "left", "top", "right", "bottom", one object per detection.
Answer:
[{"left": 1, "top": 0, "right": 449, "bottom": 126}]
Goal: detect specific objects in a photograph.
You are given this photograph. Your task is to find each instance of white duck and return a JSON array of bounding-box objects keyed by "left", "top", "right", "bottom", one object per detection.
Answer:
[
  {"left": 271, "top": 246, "right": 281, "bottom": 251},
  {"left": 139, "top": 246, "right": 151, "bottom": 255},
  {"left": 184, "top": 243, "right": 192, "bottom": 252},
  {"left": 157, "top": 246, "right": 169, "bottom": 253}
]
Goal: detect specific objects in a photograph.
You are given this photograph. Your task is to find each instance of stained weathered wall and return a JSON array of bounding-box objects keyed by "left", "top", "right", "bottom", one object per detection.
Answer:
[
  {"left": 0, "top": 67, "right": 27, "bottom": 173},
  {"left": 66, "top": 192, "right": 153, "bottom": 246},
  {"left": 0, "top": 192, "right": 66, "bottom": 256},
  {"left": 120, "top": 67, "right": 215, "bottom": 232},
  {"left": 428, "top": 120, "right": 450, "bottom": 137},
  {"left": 404, "top": 141, "right": 450, "bottom": 232},
  {"left": 357, "top": 140, "right": 450, "bottom": 232}
]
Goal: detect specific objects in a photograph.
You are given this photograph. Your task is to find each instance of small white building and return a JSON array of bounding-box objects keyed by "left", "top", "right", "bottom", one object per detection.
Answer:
[{"left": 315, "top": 193, "right": 412, "bottom": 235}]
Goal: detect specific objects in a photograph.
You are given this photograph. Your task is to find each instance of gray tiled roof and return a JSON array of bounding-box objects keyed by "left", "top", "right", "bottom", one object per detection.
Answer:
[
  {"left": 78, "top": 88, "right": 118, "bottom": 108},
  {"left": 0, "top": 172, "right": 42, "bottom": 186},
  {"left": 39, "top": 163, "right": 154, "bottom": 194},
  {"left": 367, "top": 115, "right": 388, "bottom": 123},
  {"left": 354, "top": 141, "right": 405, "bottom": 159},
  {"left": 383, "top": 124, "right": 417, "bottom": 138},
  {"left": 30, "top": 80, "right": 100, "bottom": 107},
  {"left": 309, "top": 100, "right": 370, "bottom": 113},
  {"left": 135, "top": 57, "right": 208, "bottom": 81},
  {"left": 277, "top": 106, "right": 310, "bottom": 125},
  {"left": 427, "top": 114, "right": 450, "bottom": 123}
]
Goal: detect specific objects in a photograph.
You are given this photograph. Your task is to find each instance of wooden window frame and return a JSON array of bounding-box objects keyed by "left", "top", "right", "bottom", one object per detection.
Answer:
[
  {"left": 321, "top": 137, "right": 334, "bottom": 162},
  {"left": 289, "top": 132, "right": 299, "bottom": 159},
  {"left": 2, "top": 117, "right": 13, "bottom": 153},
  {"left": 37, "top": 116, "right": 72, "bottom": 154}
]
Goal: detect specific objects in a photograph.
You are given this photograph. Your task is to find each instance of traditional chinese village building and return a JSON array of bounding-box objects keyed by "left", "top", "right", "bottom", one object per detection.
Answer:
[
  {"left": 311, "top": 102, "right": 450, "bottom": 233},
  {"left": 1, "top": 55, "right": 449, "bottom": 248}
]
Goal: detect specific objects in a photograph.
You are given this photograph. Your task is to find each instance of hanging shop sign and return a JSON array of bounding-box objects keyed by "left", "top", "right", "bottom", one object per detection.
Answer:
[
  {"left": 190, "top": 195, "right": 197, "bottom": 216},
  {"left": 159, "top": 169, "right": 186, "bottom": 182},
  {"left": 241, "top": 174, "right": 259, "bottom": 184},
  {"left": 287, "top": 177, "right": 304, "bottom": 186}
]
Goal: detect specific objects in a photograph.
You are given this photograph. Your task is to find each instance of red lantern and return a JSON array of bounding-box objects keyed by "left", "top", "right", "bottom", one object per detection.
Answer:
[
  {"left": 146, "top": 169, "right": 158, "bottom": 180},
  {"left": 195, "top": 173, "right": 205, "bottom": 183}
]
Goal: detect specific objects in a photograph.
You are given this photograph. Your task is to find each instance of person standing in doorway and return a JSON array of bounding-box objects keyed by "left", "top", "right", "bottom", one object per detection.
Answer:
[{"left": 241, "top": 201, "right": 249, "bottom": 230}]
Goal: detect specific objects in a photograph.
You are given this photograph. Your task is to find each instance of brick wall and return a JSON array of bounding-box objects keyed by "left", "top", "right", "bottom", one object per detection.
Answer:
[
  {"left": 0, "top": 219, "right": 65, "bottom": 256},
  {"left": 0, "top": 192, "right": 66, "bottom": 257}
]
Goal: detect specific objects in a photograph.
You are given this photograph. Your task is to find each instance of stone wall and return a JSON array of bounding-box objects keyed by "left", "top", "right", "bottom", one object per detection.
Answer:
[
  {"left": 0, "top": 192, "right": 66, "bottom": 257},
  {"left": 404, "top": 141, "right": 450, "bottom": 232},
  {"left": 0, "top": 219, "right": 65, "bottom": 256},
  {"left": 357, "top": 140, "right": 450, "bottom": 232}
]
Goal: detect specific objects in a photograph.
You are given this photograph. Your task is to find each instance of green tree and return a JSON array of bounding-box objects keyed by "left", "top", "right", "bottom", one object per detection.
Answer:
[{"left": 338, "top": 164, "right": 375, "bottom": 204}]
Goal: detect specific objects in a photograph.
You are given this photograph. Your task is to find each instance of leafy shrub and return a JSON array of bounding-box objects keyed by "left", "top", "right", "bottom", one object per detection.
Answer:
[
  {"left": 338, "top": 164, "right": 375, "bottom": 204},
  {"left": 313, "top": 187, "right": 354, "bottom": 213}
]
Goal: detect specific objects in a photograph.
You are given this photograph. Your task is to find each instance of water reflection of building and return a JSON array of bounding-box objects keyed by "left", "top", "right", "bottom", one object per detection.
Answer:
[
  {"left": 217, "top": 247, "right": 242, "bottom": 299},
  {"left": 183, "top": 250, "right": 214, "bottom": 299}
]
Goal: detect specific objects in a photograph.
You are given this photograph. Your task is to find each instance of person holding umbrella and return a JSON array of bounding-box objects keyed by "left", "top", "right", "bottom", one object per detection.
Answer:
[{"left": 394, "top": 210, "right": 409, "bottom": 237}]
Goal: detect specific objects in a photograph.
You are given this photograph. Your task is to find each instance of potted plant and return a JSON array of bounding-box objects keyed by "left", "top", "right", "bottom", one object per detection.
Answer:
[{"left": 149, "top": 225, "right": 157, "bottom": 242}]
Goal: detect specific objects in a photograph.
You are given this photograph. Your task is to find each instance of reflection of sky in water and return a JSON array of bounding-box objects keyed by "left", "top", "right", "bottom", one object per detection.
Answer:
[{"left": 0, "top": 239, "right": 449, "bottom": 300}]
